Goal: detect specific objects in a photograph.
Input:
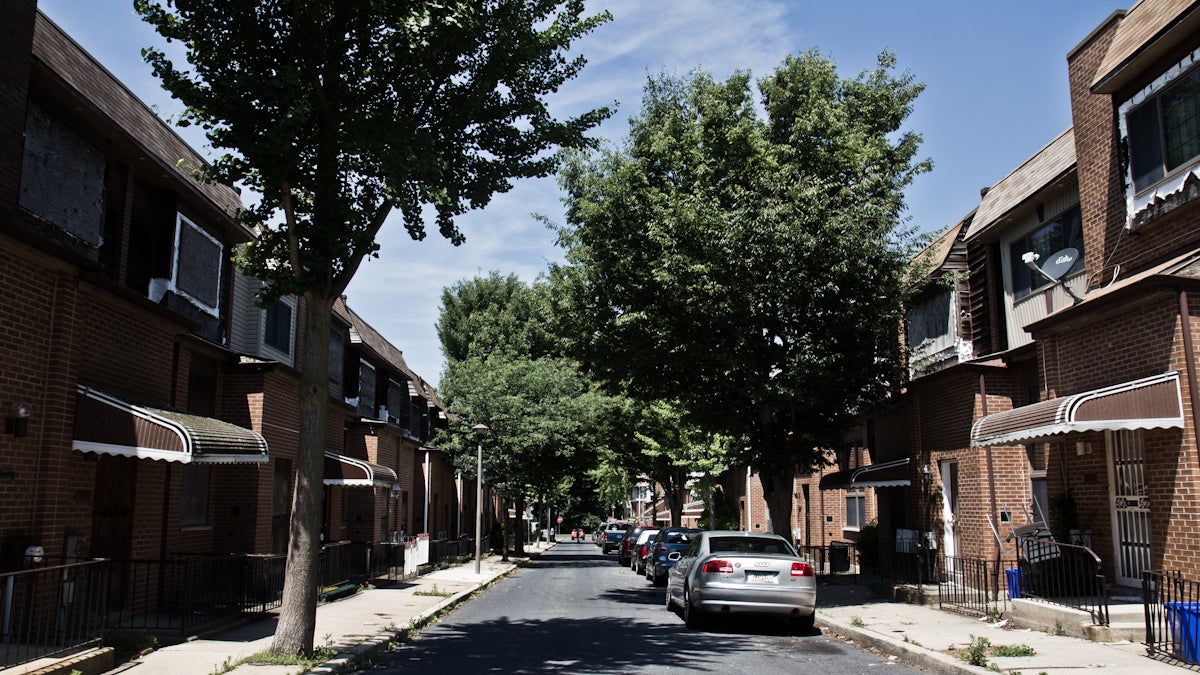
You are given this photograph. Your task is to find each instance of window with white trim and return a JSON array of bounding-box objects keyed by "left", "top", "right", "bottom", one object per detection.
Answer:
[
  {"left": 171, "top": 213, "right": 223, "bottom": 315},
  {"left": 1008, "top": 205, "right": 1083, "bottom": 300},
  {"left": 1128, "top": 65, "right": 1200, "bottom": 192},
  {"left": 845, "top": 490, "right": 867, "bottom": 530}
]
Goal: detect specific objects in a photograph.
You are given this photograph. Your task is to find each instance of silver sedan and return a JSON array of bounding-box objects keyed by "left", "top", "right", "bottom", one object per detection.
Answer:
[{"left": 665, "top": 530, "right": 817, "bottom": 631}]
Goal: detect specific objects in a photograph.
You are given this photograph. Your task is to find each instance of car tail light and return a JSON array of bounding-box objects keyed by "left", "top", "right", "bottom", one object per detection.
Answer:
[
  {"left": 701, "top": 559, "right": 734, "bottom": 575},
  {"left": 791, "top": 562, "right": 814, "bottom": 577},
  {"left": 640, "top": 545, "right": 648, "bottom": 557}
]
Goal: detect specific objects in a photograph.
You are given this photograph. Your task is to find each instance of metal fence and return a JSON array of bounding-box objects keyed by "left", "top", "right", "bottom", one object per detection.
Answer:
[
  {"left": 795, "top": 543, "right": 858, "bottom": 578},
  {"left": 1013, "top": 533, "right": 1109, "bottom": 626},
  {"left": 937, "top": 554, "right": 1010, "bottom": 618},
  {"left": 0, "top": 559, "right": 108, "bottom": 669},
  {"left": 1144, "top": 569, "right": 1200, "bottom": 665}
]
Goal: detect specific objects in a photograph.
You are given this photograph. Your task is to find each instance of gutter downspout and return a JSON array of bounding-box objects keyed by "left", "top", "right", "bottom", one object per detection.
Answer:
[
  {"left": 1179, "top": 290, "right": 1200, "bottom": 463},
  {"left": 746, "top": 466, "right": 753, "bottom": 532},
  {"left": 979, "top": 373, "right": 1002, "bottom": 591},
  {"left": 423, "top": 450, "right": 430, "bottom": 534}
]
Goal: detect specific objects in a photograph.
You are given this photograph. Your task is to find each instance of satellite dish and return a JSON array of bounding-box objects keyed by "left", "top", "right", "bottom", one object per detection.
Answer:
[{"left": 1040, "top": 247, "right": 1079, "bottom": 281}]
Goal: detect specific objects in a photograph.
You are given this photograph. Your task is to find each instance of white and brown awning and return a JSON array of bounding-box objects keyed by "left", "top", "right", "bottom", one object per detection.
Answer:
[
  {"left": 73, "top": 386, "right": 268, "bottom": 464},
  {"left": 971, "top": 372, "right": 1184, "bottom": 447},
  {"left": 819, "top": 458, "right": 911, "bottom": 491},
  {"left": 323, "top": 451, "right": 397, "bottom": 489}
]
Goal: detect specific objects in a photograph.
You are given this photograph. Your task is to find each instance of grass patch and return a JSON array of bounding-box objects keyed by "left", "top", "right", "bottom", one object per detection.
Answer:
[
  {"left": 850, "top": 616, "right": 866, "bottom": 628},
  {"left": 413, "top": 583, "right": 453, "bottom": 598},
  {"left": 902, "top": 634, "right": 922, "bottom": 647},
  {"left": 990, "top": 643, "right": 1037, "bottom": 657}
]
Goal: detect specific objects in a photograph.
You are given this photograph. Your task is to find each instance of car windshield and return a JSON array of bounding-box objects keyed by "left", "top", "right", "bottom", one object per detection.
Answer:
[{"left": 707, "top": 537, "right": 794, "bottom": 556}]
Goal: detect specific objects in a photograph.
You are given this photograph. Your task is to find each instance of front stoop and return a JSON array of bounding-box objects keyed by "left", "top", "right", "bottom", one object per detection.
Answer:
[{"left": 1011, "top": 598, "right": 1145, "bottom": 642}]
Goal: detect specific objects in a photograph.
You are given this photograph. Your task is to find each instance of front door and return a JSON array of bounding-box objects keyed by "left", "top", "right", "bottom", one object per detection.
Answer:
[
  {"left": 91, "top": 455, "right": 135, "bottom": 608},
  {"left": 940, "top": 460, "right": 960, "bottom": 565},
  {"left": 1107, "top": 430, "right": 1152, "bottom": 586}
]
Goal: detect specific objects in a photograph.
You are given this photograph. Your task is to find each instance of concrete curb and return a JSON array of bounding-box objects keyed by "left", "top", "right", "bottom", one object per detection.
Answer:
[
  {"left": 815, "top": 613, "right": 991, "bottom": 675},
  {"left": 304, "top": 547, "right": 549, "bottom": 674}
]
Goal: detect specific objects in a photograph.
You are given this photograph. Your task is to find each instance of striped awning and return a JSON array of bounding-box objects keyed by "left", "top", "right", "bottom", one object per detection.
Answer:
[
  {"left": 819, "top": 458, "right": 911, "bottom": 491},
  {"left": 73, "top": 386, "right": 267, "bottom": 464},
  {"left": 971, "top": 372, "right": 1184, "bottom": 447},
  {"left": 324, "top": 452, "right": 397, "bottom": 489}
]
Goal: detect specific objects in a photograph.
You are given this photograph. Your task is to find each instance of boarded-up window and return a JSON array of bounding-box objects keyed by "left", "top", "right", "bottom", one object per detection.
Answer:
[
  {"left": 263, "top": 301, "right": 293, "bottom": 355},
  {"left": 19, "top": 102, "right": 105, "bottom": 245},
  {"left": 359, "top": 360, "right": 377, "bottom": 417},
  {"left": 174, "top": 214, "right": 223, "bottom": 313}
]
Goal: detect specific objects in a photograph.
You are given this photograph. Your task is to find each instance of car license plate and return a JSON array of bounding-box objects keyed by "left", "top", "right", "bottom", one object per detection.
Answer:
[{"left": 746, "top": 571, "right": 777, "bottom": 583}]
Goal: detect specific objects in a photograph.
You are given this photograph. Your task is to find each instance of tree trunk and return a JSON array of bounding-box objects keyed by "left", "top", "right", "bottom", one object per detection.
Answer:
[
  {"left": 500, "top": 499, "right": 510, "bottom": 562},
  {"left": 270, "top": 292, "right": 333, "bottom": 655},
  {"left": 758, "top": 464, "right": 796, "bottom": 542},
  {"left": 513, "top": 497, "right": 526, "bottom": 555}
]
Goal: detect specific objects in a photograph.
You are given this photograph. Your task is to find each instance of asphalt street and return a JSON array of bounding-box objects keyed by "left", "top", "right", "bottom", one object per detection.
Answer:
[{"left": 362, "top": 541, "right": 924, "bottom": 674}]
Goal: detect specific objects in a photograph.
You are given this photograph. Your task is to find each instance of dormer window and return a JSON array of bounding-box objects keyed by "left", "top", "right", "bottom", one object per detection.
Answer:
[
  {"left": 1127, "top": 65, "right": 1200, "bottom": 192},
  {"left": 262, "top": 299, "right": 294, "bottom": 358},
  {"left": 1120, "top": 48, "right": 1200, "bottom": 229},
  {"left": 1008, "top": 205, "right": 1083, "bottom": 300}
]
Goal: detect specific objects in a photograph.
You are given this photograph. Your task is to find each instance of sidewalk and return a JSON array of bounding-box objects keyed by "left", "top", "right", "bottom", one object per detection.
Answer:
[
  {"left": 815, "top": 578, "right": 1185, "bottom": 674},
  {"left": 105, "top": 544, "right": 551, "bottom": 675}
]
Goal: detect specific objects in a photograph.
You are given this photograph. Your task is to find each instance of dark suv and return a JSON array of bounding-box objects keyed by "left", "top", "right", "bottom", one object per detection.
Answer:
[
  {"left": 617, "top": 524, "right": 650, "bottom": 566},
  {"left": 644, "top": 526, "right": 701, "bottom": 585}
]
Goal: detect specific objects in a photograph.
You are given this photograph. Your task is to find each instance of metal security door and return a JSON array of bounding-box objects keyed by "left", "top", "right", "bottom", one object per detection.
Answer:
[{"left": 1107, "top": 430, "right": 1152, "bottom": 586}]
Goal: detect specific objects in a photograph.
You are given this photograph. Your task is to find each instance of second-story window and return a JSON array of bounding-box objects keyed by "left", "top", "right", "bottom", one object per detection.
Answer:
[
  {"left": 1008, "top": 205, "right": 1083, "bottom": 300},
  {"left": 263, "top": 300, "right": 293, "bottom": 356},
  {"left": 1128, "top": 65, "right": 1200, "bottom": 193},
  {"left": 845, "top": 490, "right": 866, "bottom": 530},
  {"left": 358, "top": 360, "right": 377, "bottom": 417}
]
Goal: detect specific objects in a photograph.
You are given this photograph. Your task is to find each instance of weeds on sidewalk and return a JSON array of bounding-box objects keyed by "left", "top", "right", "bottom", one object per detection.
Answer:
[
  {"left": 414, "top": 583, "right": 453, "bottom": 597},
  {"left": 209, "top": 634, "right": 339, "bottom": 675},
  {"left": 850, "top": 616, "right": 866, "bottom": 627},
  {"left": 956, "top": 634, "right": 1037, "bottom": 668},
  {"left": 989, "top": 643, "right": 1036, "bottom": 657}
]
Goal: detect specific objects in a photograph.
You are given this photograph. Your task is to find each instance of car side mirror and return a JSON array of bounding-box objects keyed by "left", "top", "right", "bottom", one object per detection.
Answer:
[{"left": 668, "top": 551, "right": 682, "bottom": 561}]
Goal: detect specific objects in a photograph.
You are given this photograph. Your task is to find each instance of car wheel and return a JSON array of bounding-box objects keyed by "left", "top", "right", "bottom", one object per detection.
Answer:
[
  {"left": 683, "top": 585, "right": 705, "bottom": 629},
  {"left": 645, "top": 563, "right": 653, "bottom": 582},
  {"left": 602, "top": 545, "right": 610, "bottom": 554},
  {"left": 791, "top": 611, "right": 816, "bottom": 633},
  {"left": 653, "top": 572, "right": 666, "bottom": 587}
]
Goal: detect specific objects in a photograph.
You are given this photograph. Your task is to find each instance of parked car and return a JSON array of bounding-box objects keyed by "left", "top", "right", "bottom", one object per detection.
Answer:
[
  {"left": 631, "top": 528, "right": 660, "bottom": 574},
  {"left": 599, "top": 521, "right": 630, "bottom": 553},
  {"left": 645, "top": 527, "right": 701, "bottom": 585},
  {"left": 617, "top": 524, "right": 648, "bottom": 566},
  {"left": 665, "top": 530, "right": 816, "bottom": 631}
]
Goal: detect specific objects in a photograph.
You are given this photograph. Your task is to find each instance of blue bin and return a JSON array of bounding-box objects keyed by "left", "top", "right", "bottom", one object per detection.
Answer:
[
  {"left": 1005, "top": 568, "right": 1023, "bottom": 600},
  {"left": 1166, "top": 602, "right": 1200, "bottom": 663}
]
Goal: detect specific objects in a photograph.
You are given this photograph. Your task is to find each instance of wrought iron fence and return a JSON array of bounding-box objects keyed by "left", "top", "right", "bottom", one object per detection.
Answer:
[
  {"left": 368, "top": 542, "right": 407, "bottom": 584},
  {"left": 1144, "top": 569, "right": 1200, "bottom": 665},
  {"left": 1013, "top": 533, "right": 1109, "bottom": 626},
  {"left": 795, "top": 543, "right": 858, "bottom": 578},
  {"left": 116, "top": 554, "right": 283, "bottom": 633},
  {"left": 0, "top": 559, "right": 108, "bottom": 669},
  {"left": 428, "top": 537, "right": 473, "bottom": 567},
  {"left": 937, "top": 554, "right": 1010, "bottom": 618}
]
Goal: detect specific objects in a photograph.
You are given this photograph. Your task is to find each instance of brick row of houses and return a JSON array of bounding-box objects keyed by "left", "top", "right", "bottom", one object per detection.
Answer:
[
  {"left": 712, "top": 0, "right": 1200, "bottom": 592},
  {"left": 0, "top": 1, "right": 485, "bottom": 601}
]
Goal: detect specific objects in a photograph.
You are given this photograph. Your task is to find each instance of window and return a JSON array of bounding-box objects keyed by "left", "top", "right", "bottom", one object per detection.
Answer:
[
  {"left": 1008, "top": 205, "right": 1083, "bottom": 299},
  {"left": 181, "top": 464, "right": 211, "bottom": 528},
  {"left": 173, "top": 214, "right": 223, "bottom": 314},
  {"left": 263, "top": 301, "right": 293, "bottom": 355},
  {"left": 1128, "top": 65, "right": 1200, "bottom": 192},
  {"left": 329, "top": 328, "right": 345, "bottom": 389},
  {"left": 358, "top": 360, "right": 377, "bottom": 416},
  {"left": 845, "top": 491, "right": 866, "bottom": 529}
]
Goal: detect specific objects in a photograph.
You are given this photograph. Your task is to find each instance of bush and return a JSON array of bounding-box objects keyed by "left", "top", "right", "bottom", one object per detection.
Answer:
[{"left": 855, "top": 519, "right": 879, "bottom": 572}]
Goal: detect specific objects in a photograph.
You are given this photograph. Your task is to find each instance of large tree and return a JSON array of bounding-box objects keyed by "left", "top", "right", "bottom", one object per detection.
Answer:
[
  {"left": 549, "top": 52, "right": 929, "bottom": 539},
  {"left": 436, "top": 274, "right": 621, "bottom": 554},
  {"left": 135, "top": 0, "right": 610, "bottom": 655}
]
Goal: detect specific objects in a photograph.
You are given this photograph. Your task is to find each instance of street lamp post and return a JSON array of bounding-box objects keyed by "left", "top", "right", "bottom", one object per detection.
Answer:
[{"left": 472, "top": 423, "right": 489, "bottom": 575}]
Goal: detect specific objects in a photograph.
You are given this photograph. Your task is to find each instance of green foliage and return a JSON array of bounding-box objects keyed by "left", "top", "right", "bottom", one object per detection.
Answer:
[
  {"left": 438, "top": 272, "right": 556, "bottom": 365},
  {"left": 850, "top": 616, "right": 866, "bottom": 628},
  {"left": 990, "top": 644, "right": 1037, "bottom": 657},
  {"left": 961, "top": 635, "right": 991, "bottom": 667},
  {"left": 855, "top": 519, "right": 879, "bottom": 572},
  {"left": 136, "top": 0, "right": 612, "bottom": 304},
  {"left": 413, "top": 584, "right": 453, "bottom": 598},
  {"left": 697, "top": 485, "right": 740, "bottom": 530},
  {"left": 548, "top": 50, "right": 930, "bottom": 537}
]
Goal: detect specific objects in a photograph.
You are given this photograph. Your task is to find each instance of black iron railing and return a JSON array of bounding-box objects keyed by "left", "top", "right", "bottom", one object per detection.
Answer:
[
  {"left": 795, "top": 543, "right": 858, "bottom": 578},
  {"left": 1144, "top": 569, "right": 1200, "bottom": 665},
  {"left": 117, "top": 554, "right": 282, "bottom": 633},
  {"left": 428, "top": 537, "right": 473, "bottom": 567},
  {"left": 0, "top": 559, "right": 108, "bottom": 669},
  {"left": 937, "top": 554, "right": 1009, "bottom": 618},
  {"left": 1014, "top": 533, "right": 1109, "bottom": 626}
]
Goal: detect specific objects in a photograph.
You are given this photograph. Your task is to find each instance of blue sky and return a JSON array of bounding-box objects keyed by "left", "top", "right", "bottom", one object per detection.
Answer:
[{"left": 39, "top": 1, "right": 1119, "bottom": 386}]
